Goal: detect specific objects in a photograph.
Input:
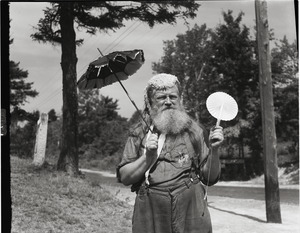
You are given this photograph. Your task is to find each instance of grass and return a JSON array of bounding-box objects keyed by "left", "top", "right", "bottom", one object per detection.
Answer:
[{"left": 10, "top": 156, "right": 133, "bottom": 233}]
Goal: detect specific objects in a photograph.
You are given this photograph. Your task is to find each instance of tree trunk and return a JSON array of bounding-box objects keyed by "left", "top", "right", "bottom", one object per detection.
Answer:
[
  {"left": 57, "top": 2, "right": 79, "bottom": 176},
  {"left": 255, "top": 0, "right": 282, "bottom": 223}
]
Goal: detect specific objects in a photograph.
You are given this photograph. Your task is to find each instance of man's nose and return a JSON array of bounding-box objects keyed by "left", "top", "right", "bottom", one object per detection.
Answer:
[{"left": 164, "top": 97, "right": 172, "bottom": 106}]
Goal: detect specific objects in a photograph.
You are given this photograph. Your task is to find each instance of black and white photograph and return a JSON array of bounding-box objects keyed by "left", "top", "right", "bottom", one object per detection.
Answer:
[{"left": 4, "top": 1, "right": 299, "bottom": 232}]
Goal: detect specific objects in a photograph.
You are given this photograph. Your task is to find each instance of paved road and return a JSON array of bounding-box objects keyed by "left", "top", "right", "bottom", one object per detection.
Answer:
[
  {"left": 83, "top": 171, "right": 299, "bottom": 205},
  {"left": 207, "top": 185, "right": 298, "bottom": 205}
]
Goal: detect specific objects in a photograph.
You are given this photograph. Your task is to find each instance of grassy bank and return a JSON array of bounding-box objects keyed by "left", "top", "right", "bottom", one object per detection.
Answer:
[{"left": 10, "top": 156, "right": 132, "bottom": 233}]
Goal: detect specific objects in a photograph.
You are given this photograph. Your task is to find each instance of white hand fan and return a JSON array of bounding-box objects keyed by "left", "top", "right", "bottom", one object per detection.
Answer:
[
  {"left": 206, "top": 92, "right": 238, "bottom": 126},
  {"left": 203, "top": 91, "right": 238, "bottom": 200}
]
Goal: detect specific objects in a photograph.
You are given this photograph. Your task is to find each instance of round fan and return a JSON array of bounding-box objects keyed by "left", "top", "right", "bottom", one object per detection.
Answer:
[{"left": 206, "top": 92, "right": 238, "bottom": 126}]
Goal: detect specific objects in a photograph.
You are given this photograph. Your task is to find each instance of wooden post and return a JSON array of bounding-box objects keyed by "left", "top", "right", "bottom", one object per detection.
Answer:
[
  {"left": 255, "top": 0, "right": 282, "bottom": 223},
  {"left": 33, "top": 113, "right": 49, "bottom": 167}
]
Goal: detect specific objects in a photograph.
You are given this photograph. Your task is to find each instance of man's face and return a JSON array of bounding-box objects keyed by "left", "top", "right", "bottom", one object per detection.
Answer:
[
  {"left": 150, "top": 86, "right": 182, "bottom": 113},
  {"left": 149, "top": 85, "right": 190, "bottom": 134}
]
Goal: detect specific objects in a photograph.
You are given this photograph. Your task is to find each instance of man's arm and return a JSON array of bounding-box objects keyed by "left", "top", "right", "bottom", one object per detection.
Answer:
[
  {"left": 201, "top": 126, "right": 223, "bottom": 184},
  {"left": 201, "top": 147, "right": 222, "bottom": 184},
  {"left": 119, "top": 133, "right": 158, "bottom": 186}
]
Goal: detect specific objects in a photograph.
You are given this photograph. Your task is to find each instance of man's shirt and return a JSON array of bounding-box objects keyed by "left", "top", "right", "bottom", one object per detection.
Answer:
[{"left": 117, "top": 122, "right": 211, "bottom": 189}]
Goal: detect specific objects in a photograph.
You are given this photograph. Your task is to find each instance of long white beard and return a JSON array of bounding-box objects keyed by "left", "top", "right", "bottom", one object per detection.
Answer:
[{"left": 150, "top": 108, "right": 192, "bottom": 135}]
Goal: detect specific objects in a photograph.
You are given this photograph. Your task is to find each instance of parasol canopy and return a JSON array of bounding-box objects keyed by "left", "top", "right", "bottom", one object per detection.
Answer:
[
  {"left": 77, "top": 49, "right": 152, "bottom": 132},
  {"left": 77, "top": 49, "right": 144, "bottom": 90},
  {"left": 206, "top": 91, "right": 238, "bottom": 126}
]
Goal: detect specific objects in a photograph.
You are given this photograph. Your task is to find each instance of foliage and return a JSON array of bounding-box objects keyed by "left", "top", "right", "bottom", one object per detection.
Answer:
[
  {"left": 78, "top": 90, "right": 129, "bottom": 170},
  {"left": 153, "top": 10, "right": 262, "bottom": 178},
  {"left": 46, "top": 115, "right": 61, "bottom": 159},
  {"left": 48, "top": 109, "right": 58, "bottom": 122},
  {"left": 9, "top": 59, "right": 38, "bottom": 109},
  {"left": 10, "top": 110, "right": 40, "bottom": 158},
  {"left": 153, "top": 23, "right": 214, "bottom": 123},
  {"left": 272, "top": 38, "right": 299, "bottom": 159},
  {"left": 9, "top": 38, "right": 39, "bottom": 158},
  {"left": 31, "top": 2, "right": 200, "bottom": 45},
  {"left": 209, "top": 11, "right": 262, "bottom": 177},
  {"left": 10, "top": 108, "right": 60, "bottom": 159},
  {"left": 128, "top": 109, "right": 143, "bottom": 127},
  {"left": 271, "top": 36, "right": 298, "bottom": 87}
]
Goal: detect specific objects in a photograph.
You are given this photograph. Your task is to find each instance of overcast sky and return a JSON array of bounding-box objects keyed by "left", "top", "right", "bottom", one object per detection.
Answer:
[{"left": 9, "top": 1, "right": 297, "bottom": 118}]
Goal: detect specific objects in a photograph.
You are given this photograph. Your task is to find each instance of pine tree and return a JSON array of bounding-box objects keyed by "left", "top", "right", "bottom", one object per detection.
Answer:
[
  {"left": 10, "top": 38, "right": 38, "bottom": 110},
  {"left": 10, "top": 38, "right": 39, "bottom": 136},
  {"left": 10, "top": 61, "right": 38, "bottom": 109}
]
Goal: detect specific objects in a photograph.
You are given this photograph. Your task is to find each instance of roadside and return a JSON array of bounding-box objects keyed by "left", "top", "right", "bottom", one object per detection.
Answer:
[{"left": 81, "top": 168, "right": 300, "bottom": 233}]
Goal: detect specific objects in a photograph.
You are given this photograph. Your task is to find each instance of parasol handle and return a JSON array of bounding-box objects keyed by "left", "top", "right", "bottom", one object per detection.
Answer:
[{"left": 112, "top": 72, "right": 153, "bottom": 133}]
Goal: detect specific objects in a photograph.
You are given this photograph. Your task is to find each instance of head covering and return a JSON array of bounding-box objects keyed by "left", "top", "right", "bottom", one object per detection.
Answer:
[{"left": 144, "top": 73, "right": 181, "bottom": 110}]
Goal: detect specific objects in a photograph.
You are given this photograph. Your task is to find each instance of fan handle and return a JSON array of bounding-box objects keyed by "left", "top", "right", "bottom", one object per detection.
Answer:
[
  {"left": 211, "top": 103, "right": 223, "bottom": 143},
  {"left": 215, "top": 102, "right": 224, "bottom": 127}
]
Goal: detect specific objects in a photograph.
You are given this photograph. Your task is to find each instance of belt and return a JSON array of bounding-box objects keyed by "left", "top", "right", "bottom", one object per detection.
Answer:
[{"left": 139, "top": 175, "right": 201, "bottom": 196}]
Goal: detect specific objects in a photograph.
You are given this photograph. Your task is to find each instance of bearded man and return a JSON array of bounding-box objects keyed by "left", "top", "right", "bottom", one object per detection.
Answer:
[{"left": 117, "top": 73, "right": 224, "bottom": 233}]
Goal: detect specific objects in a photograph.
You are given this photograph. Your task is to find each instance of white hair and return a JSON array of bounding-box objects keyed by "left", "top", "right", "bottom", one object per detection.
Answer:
[
  {"left": 144, "top": 73, "right": 181, "bottom": 111},
  {"left": 146, "top": 73, "right": 179, "bottom": 89}
]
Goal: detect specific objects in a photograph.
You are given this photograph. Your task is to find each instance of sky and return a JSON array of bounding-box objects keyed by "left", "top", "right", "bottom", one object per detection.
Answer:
[{"left": 9, "top": 1, "right": 297, "bottom": 119}]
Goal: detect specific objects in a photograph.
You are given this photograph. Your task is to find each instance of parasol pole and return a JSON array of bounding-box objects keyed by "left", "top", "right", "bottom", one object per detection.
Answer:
[
  {"left": 97, "top": 48, "right": 104, "bottom": 56},
  {"left": 97, "top": 48, "right": 153, "bottom": 133},
  {"left": 113, "top": 72, "right": 153, "bottom": 133}
]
